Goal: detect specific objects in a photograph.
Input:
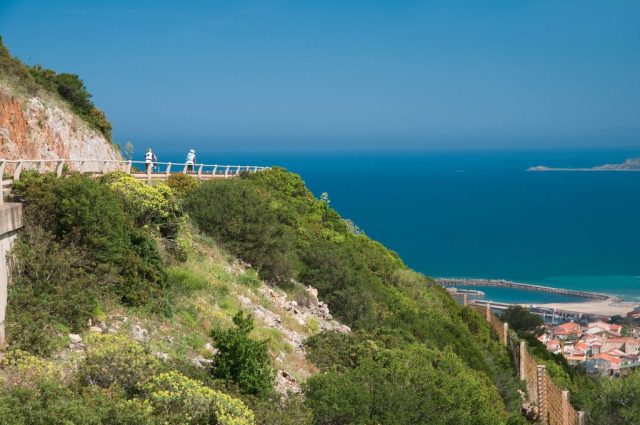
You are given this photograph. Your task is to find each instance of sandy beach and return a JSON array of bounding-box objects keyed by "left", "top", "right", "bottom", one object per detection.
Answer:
[{"left": 535, "top": 299, "right": 637, "bottom": 317}]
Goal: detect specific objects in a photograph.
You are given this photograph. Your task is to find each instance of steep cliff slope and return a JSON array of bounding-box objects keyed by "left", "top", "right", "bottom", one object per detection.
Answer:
[
  {"left": 0, "top": 89, "right": 120, "bottom": 161},
  {"left": 0, "top": 37, "right": 120, "bottom": 162}
]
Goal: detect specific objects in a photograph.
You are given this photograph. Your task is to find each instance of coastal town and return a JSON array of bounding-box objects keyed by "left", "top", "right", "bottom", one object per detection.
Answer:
[{"left": 539, "top": 307, "right": 640, "bottom": 375}]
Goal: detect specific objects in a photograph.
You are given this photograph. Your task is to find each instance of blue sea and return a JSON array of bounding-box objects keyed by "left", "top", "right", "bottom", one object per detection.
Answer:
[{"left": 157, "top": 148, "right": 640, "bottom": 304}]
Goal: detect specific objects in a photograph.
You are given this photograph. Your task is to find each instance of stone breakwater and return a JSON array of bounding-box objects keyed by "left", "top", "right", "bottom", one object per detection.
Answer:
[{"left": 436, "top": 277, "right": 616, "bottom": 301}]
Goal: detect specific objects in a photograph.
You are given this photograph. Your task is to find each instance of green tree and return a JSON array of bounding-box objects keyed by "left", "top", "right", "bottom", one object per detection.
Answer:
[
  {"left": 500, "top": 305, "right": 543, "bottom": 335},
  {"left": 210, "top": 311, "right": 274, "bottom": 396}
]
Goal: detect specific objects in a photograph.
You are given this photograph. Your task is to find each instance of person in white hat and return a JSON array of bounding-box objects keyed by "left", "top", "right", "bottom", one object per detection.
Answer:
[{"left": 185, "top": 149, "right": 197, "bottom": 173}]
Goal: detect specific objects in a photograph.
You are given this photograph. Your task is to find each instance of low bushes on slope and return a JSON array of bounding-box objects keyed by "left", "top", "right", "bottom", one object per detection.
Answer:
[
  {"left": 7, "top": 172, "right": 186, "bottom": 355},
  {"left": 305, "top": 344, "right": 512, "bottom": 425},
  {"left": 184, "top": 168, "right": 523, "bottom": 422}
]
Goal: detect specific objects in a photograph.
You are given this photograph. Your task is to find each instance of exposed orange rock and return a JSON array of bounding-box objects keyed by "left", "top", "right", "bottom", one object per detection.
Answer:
[{"left": 0, "top": 89, "right": 120, "bottom": 163}]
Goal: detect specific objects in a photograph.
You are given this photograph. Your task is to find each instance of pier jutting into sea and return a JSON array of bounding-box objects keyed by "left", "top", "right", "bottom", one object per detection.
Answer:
[{"left": 435, "top": 277, "right": 615, "bottom": 301}]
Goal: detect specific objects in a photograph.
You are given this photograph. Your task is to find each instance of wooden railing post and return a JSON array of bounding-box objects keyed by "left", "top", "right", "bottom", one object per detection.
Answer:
[
  {"left": 485, "top": 303, "right": 491, "bottom": 321},
  {"left": 126, "top": 160, "right": 133, "bottom": 174},
  {"left": 0, "top": 160, "right": 5, "bottom": 206},
  {"left": 103, "top": 160, "right": 109, "bottom": 174},
  {"left": 502, "top": 322, "right": 509, "bottom": 345},
  {"left": 197, "top": 164, "right": 203, "bottom": 180},
  {"left": 462, "top": 293, "right": 468, "bottom": 306},
  {"left": 56, "top": 160, "right": 64, "bottom": 177},
  {"left": 537, "top": 365, "right": 548, "bottom": 425},
  {"left": 212, "top": 165, "right": 218, "bottom": 177},
  {"left": 224, "top": 166, "right": 230, "bottom": 177},
  {"left": 146, "top": 163, "right": 151, "bottom": 184},
  {"left": 13, "top": 161, "right": 23, "bottom": 181},
  {"left": 165, "top": 163, "right": 172, "bottom": 177},
  {"left": 235, "top": 166, "right": 241, "bottom": 176}
]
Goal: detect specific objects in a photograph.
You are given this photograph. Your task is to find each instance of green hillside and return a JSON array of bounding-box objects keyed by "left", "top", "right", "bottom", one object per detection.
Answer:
[{"left": 1, "top": 168, "right": 529, "bottom": 424}]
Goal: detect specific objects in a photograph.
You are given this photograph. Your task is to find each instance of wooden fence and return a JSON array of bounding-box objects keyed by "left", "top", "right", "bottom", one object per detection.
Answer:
[{"left": 466, "top": 300, "right": 586, "bottom": 425}]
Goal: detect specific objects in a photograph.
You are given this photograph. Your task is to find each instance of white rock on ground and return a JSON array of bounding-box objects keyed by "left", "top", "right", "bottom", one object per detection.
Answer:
[
  {"left": 68, "top": 334, "right": 82, "bottom": 344},
  {"left": 131, "top": 324, "right": 149, "bottom": 343}
]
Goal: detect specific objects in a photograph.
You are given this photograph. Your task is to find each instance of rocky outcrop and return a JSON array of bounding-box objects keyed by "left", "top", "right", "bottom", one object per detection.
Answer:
[{"left": 0, "top": 88, "right": 120, "bottom": 163}]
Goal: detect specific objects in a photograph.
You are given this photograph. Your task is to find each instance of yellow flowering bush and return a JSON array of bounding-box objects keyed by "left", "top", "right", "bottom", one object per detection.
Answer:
[
  {"left": 106, "top": 172, "right": 191, "bottom": 260},
  {"left": 0, "top": 349, "right": 62, "bottom": 388},
  {"left": 144, "top": 371, "right": 256, "bottom": 425},
  {"left": 81, "top": 334, "right": 160, "bottom": 394},
  {"left": 107, "top": 173, "right": 180, "bottom": 226}
]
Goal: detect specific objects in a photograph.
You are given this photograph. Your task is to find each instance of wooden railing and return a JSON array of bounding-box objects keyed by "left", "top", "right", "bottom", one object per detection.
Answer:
[{"left": 0, "top": 158, "right": 271, "bottom": 205}]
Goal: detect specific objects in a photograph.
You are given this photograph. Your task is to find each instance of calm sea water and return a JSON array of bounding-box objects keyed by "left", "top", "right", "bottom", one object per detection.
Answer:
[{"left": 157, "top": 148, "right": 640, "bottom": 304}]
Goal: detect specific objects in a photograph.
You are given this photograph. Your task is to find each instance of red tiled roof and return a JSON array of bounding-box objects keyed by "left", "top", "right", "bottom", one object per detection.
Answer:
[
  {"left": 596, "top": 353, "right": 622, "bottom": 364},
  {"left": 556, "top": 322, "right": 581, "bottom": 331}
]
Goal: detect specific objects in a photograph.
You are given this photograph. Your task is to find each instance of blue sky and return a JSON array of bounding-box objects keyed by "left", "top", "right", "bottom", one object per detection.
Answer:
[{"left": 1, "top": 1, "right": 639, "bottom": 151}]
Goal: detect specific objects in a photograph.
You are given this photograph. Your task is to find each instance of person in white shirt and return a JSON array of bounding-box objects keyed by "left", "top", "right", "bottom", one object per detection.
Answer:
[
  {"left": 145, "top": 148, "right": 154, "bottom": 173},
  {"left": 185, "top": 149, "right": 196, "bottom": 173}
]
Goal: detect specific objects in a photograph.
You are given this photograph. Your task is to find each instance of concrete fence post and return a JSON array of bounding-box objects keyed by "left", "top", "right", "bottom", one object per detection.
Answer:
[
  {"left": 462, "top": 293, "right": 468, "bottom": 306},
  {"left": 126, "top": 160, "right": 133, "bottom": 174},
  {"left": 485, "top": 303, "right": 491, "bottom": 321},
  {"left": 578, "top": 411, "right": 586, "bottom": 425},
  {"left": 536, "top": 365, "right": 548, "bottom": 425},
  {"left": 0, "top": 160, "right": 5, "bottom": 206},
  {"left": 224, "top": 166, "right": 230, "bottom": 177},
  {"left": 146, "top": 163, "right": 151, "bottom": 184},
  {"left": 165, "top": 163, "right": 172, "bottom": 177},
  {"left": 519, "top": 341, "right": 527, "bottom": 380},
  {"left": 197, "top": 164, "right": 203, "bottom": 180},
  {"left": 562, "top": 390, "right": 570, "bottom": 425},
  {"left": 103, "top": 160, "right": 109, "bottom": 173},
  {"left": 502, "top": 322, "right": 509, "bottom": 345},
  {"left": 212, "top": 165, "right": 218, "bottom": 177},
  {"left": 13, "top": 161, "right": 23, "bottom": 181},
  {"left": 56, "top": 160, "right": 64, "bottom": 177},
  {"left": 235, "top": 166, "right": 241, "bottom": 176}
]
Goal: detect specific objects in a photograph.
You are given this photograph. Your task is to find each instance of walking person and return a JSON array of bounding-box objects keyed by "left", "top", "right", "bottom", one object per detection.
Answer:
[
  {"left": 145, "top": 148, "right": 154, "bottom": 174},
  {"left": 185, "top": 149, "right": 197, "bottom": 173}
]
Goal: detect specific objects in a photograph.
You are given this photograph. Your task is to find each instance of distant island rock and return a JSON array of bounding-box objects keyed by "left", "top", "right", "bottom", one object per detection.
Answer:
[{"left": 528, "top": 158, "right": 640, "bottom": 172}]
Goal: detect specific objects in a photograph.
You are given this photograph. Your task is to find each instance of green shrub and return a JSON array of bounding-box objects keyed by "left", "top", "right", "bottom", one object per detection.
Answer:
[
  {"left": 184, "top": 180, "right": 296, "bottom": 282},
  {"left": 143, "top": 371, "right": 256, "bottom": 425},
  {"left": 80, "top": 334, "right": 160, "bottom": 395},
  {"left": 7, "top": 226, "right": 97, "bottom": 356},
  {"left": 0, "top": 381, "right": 154, "bottom": 425},
  {"left": 500, "top": 306, "right": 543, "bottom": 335},
  {"left": 305, "top": 345, "right": 509, "bottom": 425},
  {"left": 210, "top": 311, "right": 274, "bottom": 395},
  {"left": 27, "top": 65, "right": 113, "bottom": 141},
  {"left": 305, "top": 332, "right": 380, "bottom": 373},
  {"left": 167, "top": 173, "right": 199, "bottom": 198},
  {"left": 11, "top": 172, "right": 170, "bottom": 308}
]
